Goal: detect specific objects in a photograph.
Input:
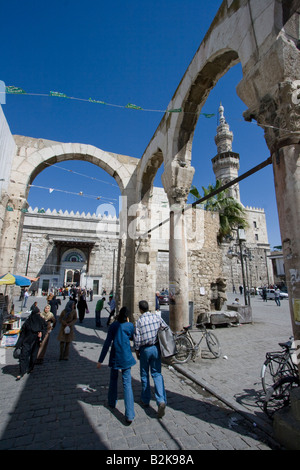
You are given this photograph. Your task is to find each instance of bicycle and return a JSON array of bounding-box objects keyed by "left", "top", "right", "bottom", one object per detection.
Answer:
[
  {"left": 173, "top": 323, "right": 221, "bottom": 364},
  {"left": 263, "top": 373, "right": 300, "bottom": 418},
  {"left": 261, "top": 337, "right": 298, "bottom": 393}
]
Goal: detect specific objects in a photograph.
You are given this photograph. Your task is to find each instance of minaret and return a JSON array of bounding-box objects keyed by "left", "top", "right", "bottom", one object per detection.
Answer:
[{"left": 212, "top": 104, "right": 240, "bottom": 201}]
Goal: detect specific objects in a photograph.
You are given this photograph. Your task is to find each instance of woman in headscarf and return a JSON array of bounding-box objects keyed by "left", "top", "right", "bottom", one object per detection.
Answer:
[
  {"left": 77, "top": 294, "right": 88, "bottom": 323},
  {"left": 57, "top": 300, "right": 77, "bottom": 361},
  {"left": 36, "top": 304, "right": 56, "bottom": 364},
  {"left": 15, "top": 306, "right": 48, "bottom": 380}
]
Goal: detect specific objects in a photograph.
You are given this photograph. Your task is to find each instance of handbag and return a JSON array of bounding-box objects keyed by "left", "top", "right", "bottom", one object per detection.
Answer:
[
  {"left": 64, "top": 326, "right": 70, "bottom": 334},
  {"left": 157, "top": 326, "right": 177, "bottom": 358},
  {"left": 13, "top": 347, "right": 21, "bottom": 359},
  {"left": 86, "top": 307, "right": 89, "bottom": 314}
]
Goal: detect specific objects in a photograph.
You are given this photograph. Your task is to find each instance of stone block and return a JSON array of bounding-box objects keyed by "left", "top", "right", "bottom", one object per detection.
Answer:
[{"left": 227, "top": 304, "right": 252, "bottom": 323}]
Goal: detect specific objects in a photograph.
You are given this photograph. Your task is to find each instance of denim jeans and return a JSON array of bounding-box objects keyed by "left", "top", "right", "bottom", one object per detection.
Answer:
[
  {"left": 95, "top": 310, "right": 101, "bottom": 327},
  {"left": 108, "top": 367, "right": 135, "bottom": 421},
  {"left": 139, "top": 344, "right": 166, "bottom": 406}
]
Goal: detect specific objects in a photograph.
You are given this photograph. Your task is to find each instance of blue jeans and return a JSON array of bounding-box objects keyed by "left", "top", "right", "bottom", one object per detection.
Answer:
[
  {"left": 108, "top": 367, "right": 135, "bottom": 421},
  {"left": 95, "top": 309, "right": 101, "bottom": 327},
  {"left": 139, "top": 344, "right": 166, "bottom": 406}
]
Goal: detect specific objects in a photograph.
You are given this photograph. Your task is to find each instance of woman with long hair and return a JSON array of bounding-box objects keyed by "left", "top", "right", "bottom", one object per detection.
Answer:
[{"left": 97, "top": 306, "right": 136, "bottom": 424}]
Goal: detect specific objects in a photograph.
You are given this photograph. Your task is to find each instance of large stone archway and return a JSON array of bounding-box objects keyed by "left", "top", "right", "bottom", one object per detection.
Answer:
[
  {"left": 1, "top": 0, "right": 299, "bottom": 336},
  {"left": 0, "top": 136, "right": 139, "bottom": 296},
  {"left": 135, "top": 0, "right": 300, "bottom": 332}
]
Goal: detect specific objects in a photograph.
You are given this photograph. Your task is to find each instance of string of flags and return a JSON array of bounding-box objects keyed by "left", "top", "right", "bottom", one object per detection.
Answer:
[
  {"left": 4, "top": 85, "right": 298, "bottom": 135},
  {"left": 5, "top": 183, "right": 118, "bottom": 213},
  {"left": 4, "top": 85, "right": 216, "bottom": 117}
]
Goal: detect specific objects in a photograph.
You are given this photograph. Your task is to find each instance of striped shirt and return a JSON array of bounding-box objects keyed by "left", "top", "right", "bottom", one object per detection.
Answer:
[{"left": 134, "top": 311, "right": 168, "bottom": 350}]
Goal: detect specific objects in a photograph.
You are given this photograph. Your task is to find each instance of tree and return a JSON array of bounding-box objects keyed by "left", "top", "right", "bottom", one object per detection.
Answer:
[{"left": 190, "top": 180, "right": 248, "bottom": 243}]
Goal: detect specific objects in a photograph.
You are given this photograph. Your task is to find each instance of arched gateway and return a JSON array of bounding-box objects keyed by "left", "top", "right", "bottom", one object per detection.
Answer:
[{"left": 0, "top": 1, "right": 299, "bottom": 339}]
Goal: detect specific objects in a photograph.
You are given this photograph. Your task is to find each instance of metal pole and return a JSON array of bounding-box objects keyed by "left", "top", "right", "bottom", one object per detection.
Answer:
[
  {"left": 25, "top": 243, "right": 31, "bottom": 276},
  {"left": 239, "top": 238, "right": 248, "bottom": 305}
]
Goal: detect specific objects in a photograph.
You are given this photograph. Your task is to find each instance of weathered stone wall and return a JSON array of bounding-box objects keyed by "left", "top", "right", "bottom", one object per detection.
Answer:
[
  {"left": 188, "top": 210, "right": 223, "bottom": 317},
  {"left": 18, "top": 208, "right": 120, "bottom": 294}
]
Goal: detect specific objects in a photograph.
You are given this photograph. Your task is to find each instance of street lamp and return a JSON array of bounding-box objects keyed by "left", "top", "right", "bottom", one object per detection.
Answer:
[{"left": 227, "top": 228, "right": 251, "bottom": 306}]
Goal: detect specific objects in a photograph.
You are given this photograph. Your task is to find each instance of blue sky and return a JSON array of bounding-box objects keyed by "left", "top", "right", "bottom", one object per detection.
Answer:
[{"left": 1, "top": 0, "right": 281, "bottom": 248}]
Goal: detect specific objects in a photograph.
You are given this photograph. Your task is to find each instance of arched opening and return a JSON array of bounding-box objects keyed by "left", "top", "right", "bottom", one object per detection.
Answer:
[{"left": 17, "top": 150, "right": 130, "bottom": 296}]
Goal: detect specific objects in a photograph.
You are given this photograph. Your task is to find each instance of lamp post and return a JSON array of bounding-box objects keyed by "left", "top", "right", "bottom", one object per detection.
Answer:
[{"left": 227, "top": 228, "right": 250, "bottom": 306}]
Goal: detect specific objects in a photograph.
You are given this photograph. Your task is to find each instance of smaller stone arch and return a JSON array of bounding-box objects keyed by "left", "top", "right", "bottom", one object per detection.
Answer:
[
  {"left": 63, "top": 248, "right": 86, "bottom": 263},
  {"left": 138, "top": 148, "right": 164, "bottom": 202}
]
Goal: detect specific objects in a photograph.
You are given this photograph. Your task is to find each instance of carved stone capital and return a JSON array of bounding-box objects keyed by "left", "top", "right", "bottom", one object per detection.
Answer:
[
  {"left": 243, "top": 80, "right": 300, "bottom": 152},
  {"left": 161, "top": 161, "right": 195, "bottom": 206}
]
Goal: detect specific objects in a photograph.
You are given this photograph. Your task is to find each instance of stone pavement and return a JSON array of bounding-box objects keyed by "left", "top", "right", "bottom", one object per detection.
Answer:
[{"left": 0, "top": 293, "right": 292, "bottom": 451}]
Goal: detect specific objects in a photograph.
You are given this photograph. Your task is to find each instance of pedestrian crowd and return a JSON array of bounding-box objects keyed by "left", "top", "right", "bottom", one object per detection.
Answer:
[{"left": 13, "top": 289, "right": 167, "bottom": 424}]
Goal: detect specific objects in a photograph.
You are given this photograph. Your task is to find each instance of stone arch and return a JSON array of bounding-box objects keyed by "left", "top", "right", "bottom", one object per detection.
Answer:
[
  {"left": 62, "top": 248, "right": 86, "bottom": 263},
  {"left": 0, "top": 138, "right": 138, "bottom": 274},
  {"left": 10, "top": 141, "right": 137, "bottom": 201},
  {"left": 137, "top": 149, "right": 164, "bottom": 202},
  {"left": 171, "top": 49, "right": 239, "bottom": 161}
]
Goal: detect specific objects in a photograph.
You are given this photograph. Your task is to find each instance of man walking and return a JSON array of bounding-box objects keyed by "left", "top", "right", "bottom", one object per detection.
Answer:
[
  {"left": 95, "top": 297, "right": 105, "bottom": 327},
  {"left": 274, "top": 287, "right": 281, "bottom": 306},
  {"left": 107, "top": 294, "right": 116, "bottom": 326},
  {"left": 134, "top": 300, "right": 167, "bottom": 418}
]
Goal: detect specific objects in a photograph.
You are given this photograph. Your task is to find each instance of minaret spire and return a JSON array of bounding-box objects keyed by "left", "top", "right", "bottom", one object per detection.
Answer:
[
  {"left": 214, "top": 103, "right": 233, "bottom": 153},
  {"left": 211, "top": 103, "right": 241, "bottom": 202}
]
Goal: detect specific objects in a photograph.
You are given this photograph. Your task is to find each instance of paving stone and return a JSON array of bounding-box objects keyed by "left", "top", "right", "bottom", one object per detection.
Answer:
[{"left": 0, "top": 294, "right": 289, "bottom": 451}]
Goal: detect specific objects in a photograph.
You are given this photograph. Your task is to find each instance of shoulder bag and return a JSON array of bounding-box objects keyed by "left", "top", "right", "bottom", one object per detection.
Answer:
[{"left": 157, "top": 326, "right": 177, "bottom": 358}]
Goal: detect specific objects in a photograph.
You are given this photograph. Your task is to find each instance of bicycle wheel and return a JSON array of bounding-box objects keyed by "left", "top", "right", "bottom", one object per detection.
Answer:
[
  {"left": 261, "top": 355, "right": 293, "bottom": 394},
  {"left": 263, "top": 376, "right": 299, "bottom": 419},
  {"left": 173, "top": 335, "right": 193, "bottom": 364},
  {"left": 205, "top": 331, "right": 221, "bottom": 358}
]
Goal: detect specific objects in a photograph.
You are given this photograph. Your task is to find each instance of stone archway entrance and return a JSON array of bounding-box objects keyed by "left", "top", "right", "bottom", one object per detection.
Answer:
[{"left": 0, "top": 0, "right": 299, "bottom": 337}]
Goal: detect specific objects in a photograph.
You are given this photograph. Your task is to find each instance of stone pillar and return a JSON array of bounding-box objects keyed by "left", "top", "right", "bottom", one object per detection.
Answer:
[
  {"left": 237, "top": 34, "right": 300, "bottom": 344},
  {"left": 274, "top": 141, "right": 300, "bottom": 341},
  {"left": 258, "top": 81, "right": 300, "bottom": 344},
  {"left": 162, "top": 161, "right": 194, "bottom": 332},
  {"left": 0, "top": 193, "right": 28, "bottom": 273}
]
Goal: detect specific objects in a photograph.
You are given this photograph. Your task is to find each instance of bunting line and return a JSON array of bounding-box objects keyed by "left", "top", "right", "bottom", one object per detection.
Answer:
[
  {"left": 28, "top": 183, "right": 119, "bottom": 202},
  {"left": 3, "top": 85, "right": 298, "bottom": 134},
  {"left": 3, "top": 85, "right": 216, "bottom": 117}
]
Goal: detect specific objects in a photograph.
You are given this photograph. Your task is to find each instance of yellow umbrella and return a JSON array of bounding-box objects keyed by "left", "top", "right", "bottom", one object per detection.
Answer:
[
  {"left": 0, "top": 273, "right": 16, "bottom": 285},
  {"left": 0, "top": 273, "right": 31, "bottom": 286}
]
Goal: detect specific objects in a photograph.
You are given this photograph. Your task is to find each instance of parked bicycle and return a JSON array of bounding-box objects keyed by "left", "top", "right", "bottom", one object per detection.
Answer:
[
  {"left": 261, "top": 337, "right": 300, "bottom": 418},
  {"left": 261, "top": 337, "right": 297, "bottom": 393},
  {"left": 173, "top": 323, "right": 221, "bottom": 364},
  {"left": 263, "top": 372, "right": 299, "bottom": 418}
]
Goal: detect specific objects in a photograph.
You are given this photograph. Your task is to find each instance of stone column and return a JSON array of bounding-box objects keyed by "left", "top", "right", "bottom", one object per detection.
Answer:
[
  {"left": 240, "top": 75, "right": 300, "bottom": 342},
  {"left": 263, "top": 80, "right": 300, "bottom": 342},
  {"left": 162, "top": 161, "right": 194, "bottom": 332},
  {"left": 0, "top": 193, "right": 28, "bottom": 273}
]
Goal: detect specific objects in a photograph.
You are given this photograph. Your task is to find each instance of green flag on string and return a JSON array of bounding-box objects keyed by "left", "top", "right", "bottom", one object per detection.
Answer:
[
  {"left": 6, "top": 86, "right": 26, "bottom": 94},
  {"left": 202, "top": 113, "right": 215, "bottom": 118},
  {"left": 50, "top": 91, "right": 68, "bottom": 98},
  {"left": 89, "top": 98, "right": 106, "bottom": 105},
  {"left": 168, "top": 108, "right": 182, "bottom": 113},
  {"left": 126, "top": 103, "right": 143, "bottom": 110}
]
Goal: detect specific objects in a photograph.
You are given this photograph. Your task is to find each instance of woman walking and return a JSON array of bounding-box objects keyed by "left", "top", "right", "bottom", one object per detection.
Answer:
[
  {"left": 15, "top": 306, "right": 47, "bottom": 380},
  {"left": 57, "top": 300, "right": 77, "bottom": 360},
  {"left": 97, "top": 307, "right": 136, "bottom": 424},
  {"left": 36, "top": 304, "right": 56, "bottom": 364},
  {"left": 77, "top": 294, "right": 88, "bottom": 323}
]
